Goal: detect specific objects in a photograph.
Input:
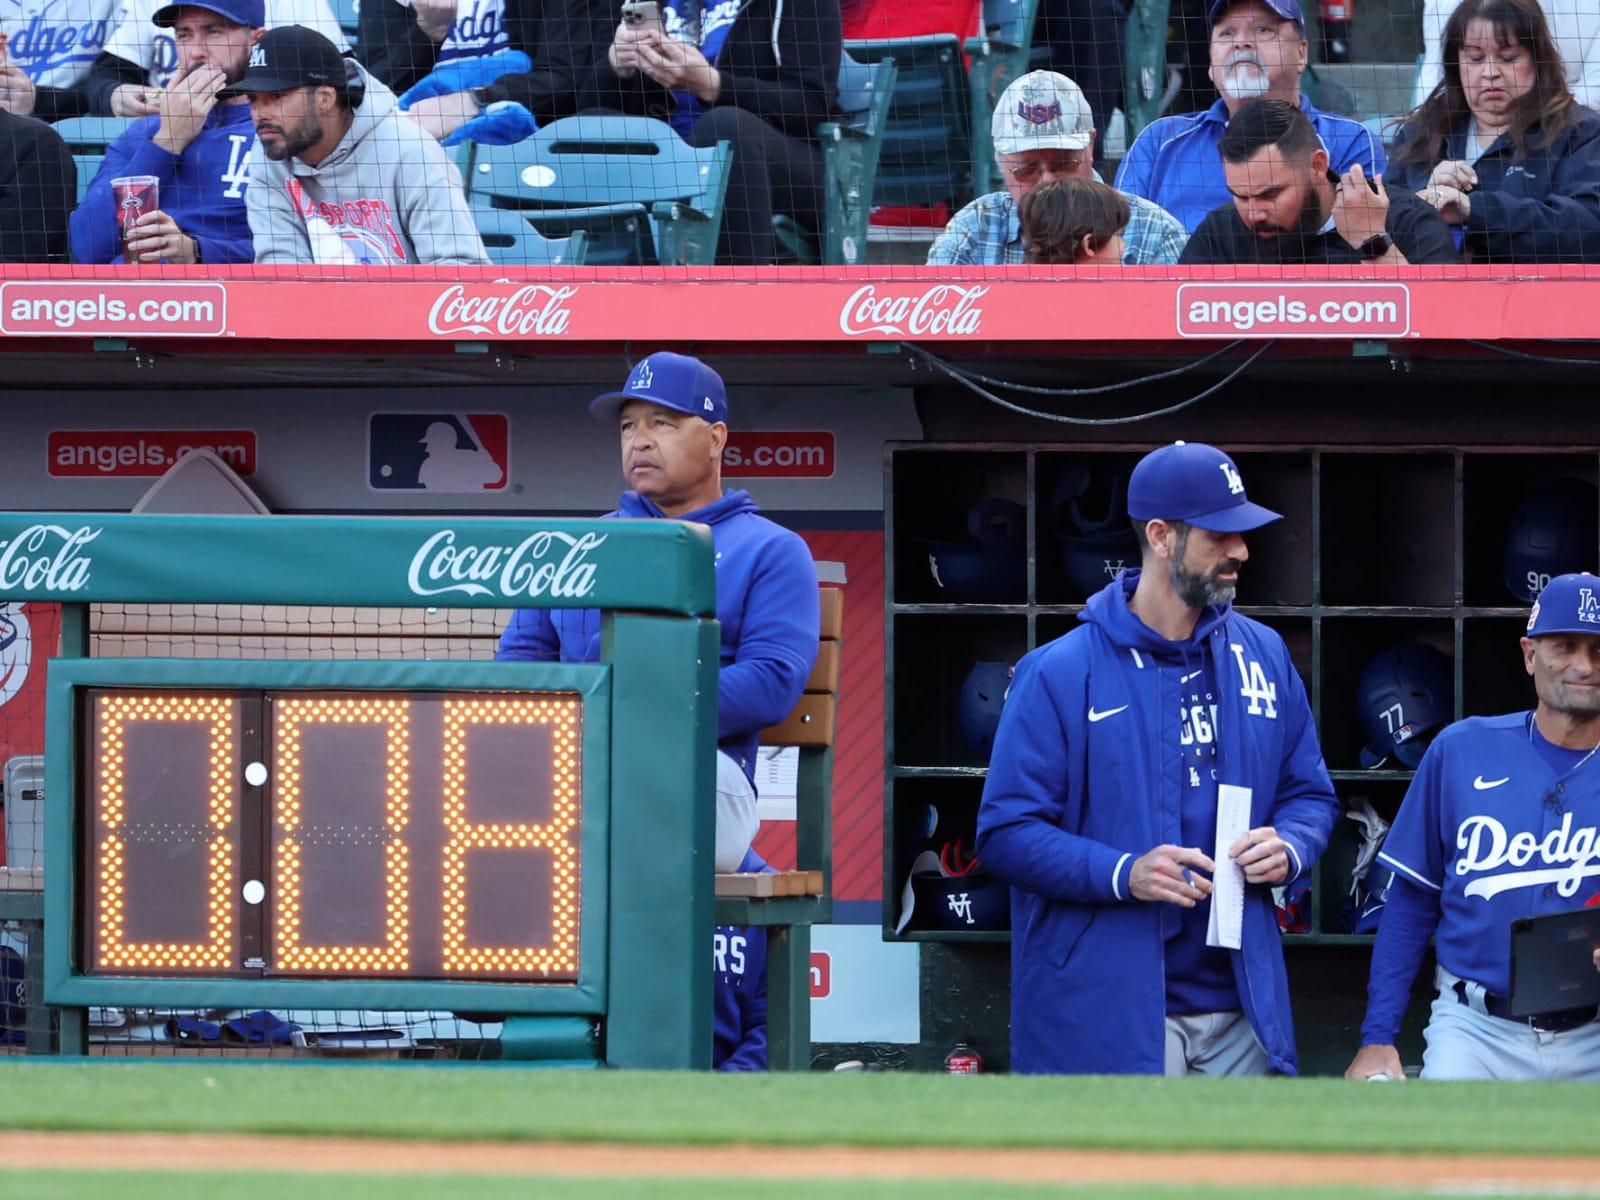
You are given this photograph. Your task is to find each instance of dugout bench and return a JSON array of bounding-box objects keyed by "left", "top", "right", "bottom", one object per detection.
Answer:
[{"left": 715, "top": 584, "right": 840, "bottom": 1072}]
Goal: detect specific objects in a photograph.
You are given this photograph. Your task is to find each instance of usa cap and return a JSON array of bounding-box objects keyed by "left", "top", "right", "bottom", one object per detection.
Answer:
[
  {"left": 1208, "top": 0, "right": 1306, "bottom": 25},
  {"left": 1526, "top": 572, "right": 1600, "bottom": 637},
  {"left": 152, "top": 0, "right": 263, "bottom": 28},
  {"left": 231, "top": 25, "right": 348, "bottom": 94},
  {"left": 992, "top": 71, "right": 1095, "bottom": 157},
  {"left": 589, "top": 351, "right": 729, "bottom": 425},
  {"left": 1127, "top": 441, "right": 1282, "bottom": 533}
]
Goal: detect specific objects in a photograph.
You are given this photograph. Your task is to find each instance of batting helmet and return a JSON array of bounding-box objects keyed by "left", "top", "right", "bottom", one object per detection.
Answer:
[
  {"left": 958, "top": 661, "right": 1013, "bottom": 762},
  {"left": 1503, "top": 478, "right": 1599, "bottom": 604},
  {"left": 1051, "top": 465, "right": 1140, "bottom": 598},
  {"left": 1355, "top": 643, "right": 1453, "bottom": 768},
  {"left": 925, "top": 498, "right": 1027, "bottom": 603}
]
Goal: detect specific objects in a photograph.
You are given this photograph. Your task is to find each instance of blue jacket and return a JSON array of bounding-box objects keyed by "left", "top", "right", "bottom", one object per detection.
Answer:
[
  {"left": 69, "top": 103, "right": 255, "bottom": 264},
  {"left": 714, "top": 847, "right": 771, "bottom": 1070},
  {"left": 1386, "top": 106, "right": 1600, "bottom": 263},
  {"left": 975, "top": 572, "right": 1338, "bottom": 1075},
  {"left": 496, "top": 488, "right": 819, "bottom": 784},
  {"left": 1115, "top": 96, "right": 1384, "bottom": 232}
]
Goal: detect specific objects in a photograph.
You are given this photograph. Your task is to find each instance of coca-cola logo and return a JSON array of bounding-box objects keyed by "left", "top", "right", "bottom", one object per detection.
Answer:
[
  {"left": 0, "top": 524, "right": 99, "bottom": 593},
  {"left": 428, "top": 284, "right": 579, "bottom": 337},
  {"left": 407, "top": 529, "right": 606, "bottom": 600},
  {"left": 839, "top": 284, "right": 988, "bottom": 337}
]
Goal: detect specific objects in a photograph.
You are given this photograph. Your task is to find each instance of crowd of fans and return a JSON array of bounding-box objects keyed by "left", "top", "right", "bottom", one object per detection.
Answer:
[{"left": 0, "top": 0, "right": 1597, "bottom": 266}]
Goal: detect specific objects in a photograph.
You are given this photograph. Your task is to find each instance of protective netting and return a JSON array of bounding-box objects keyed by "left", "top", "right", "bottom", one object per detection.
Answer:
[{"left": 0, "top": 0, "right": 1596, "bottom": 274}]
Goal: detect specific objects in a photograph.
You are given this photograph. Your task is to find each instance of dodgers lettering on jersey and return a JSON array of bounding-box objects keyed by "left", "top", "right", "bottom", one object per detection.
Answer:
[
  {"left": 1, "top": 0, "right": 116, "bottom": 87},
  {"left": 713, "top": 929, "right": 748, "bottom": 976},
  {"left": 662, "top": 0, "right": 740, "bottom": 48},
  {"left": 431, "top": 0, "right": 509, "bottom": 65},
  {"left": 1378, "top": 714, "right": 1600, "bottom": 994}
]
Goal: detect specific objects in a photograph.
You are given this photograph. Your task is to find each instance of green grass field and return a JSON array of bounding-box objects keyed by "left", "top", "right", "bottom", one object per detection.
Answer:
[{"left": 1, "top": 1062, "right": 1596, "bottom": 1198}]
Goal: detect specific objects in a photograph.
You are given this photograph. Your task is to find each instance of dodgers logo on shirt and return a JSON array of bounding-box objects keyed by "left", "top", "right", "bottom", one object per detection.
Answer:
[{"left": 369, "top": 413, "right": 508, "bottom": 492}]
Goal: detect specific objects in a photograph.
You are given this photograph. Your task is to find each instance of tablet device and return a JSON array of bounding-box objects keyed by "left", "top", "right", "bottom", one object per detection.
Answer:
[{"left": 1509, "top": 906, "right": 1600, "bottom": 1017}]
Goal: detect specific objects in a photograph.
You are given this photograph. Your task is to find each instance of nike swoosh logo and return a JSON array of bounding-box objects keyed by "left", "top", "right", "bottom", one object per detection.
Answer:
[
  {"left": 1181, "top": 670, "right": 1202, "bottom": 683},
  {"left": 1088, "top": 705, "right": 1129, "bottom": 723},
  {"left": 1473, "top": 775, "right": 1510, "bottom": 790}
]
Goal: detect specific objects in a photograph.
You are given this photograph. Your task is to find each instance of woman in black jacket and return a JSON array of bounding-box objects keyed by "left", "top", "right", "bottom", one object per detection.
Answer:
[
  {"left": 1386, "top": 0, "right": 1600, "bottom": 263},
  {"left": 576, "top": 0, "right": 841, "bottom": 264}
]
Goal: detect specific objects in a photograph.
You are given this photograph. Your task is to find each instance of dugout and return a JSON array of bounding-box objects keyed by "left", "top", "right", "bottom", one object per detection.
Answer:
[{"left": 0, "top": 271, "right": 1595, "bottom": 1072}]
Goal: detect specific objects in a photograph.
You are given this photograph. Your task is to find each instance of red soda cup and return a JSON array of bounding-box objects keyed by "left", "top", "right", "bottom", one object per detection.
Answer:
[
  {"left": 944, "top": 1043, "right": 983, "bottom": 1074},
  {"left": 111, "top": 175, "right": 160, "bottom": 263}
]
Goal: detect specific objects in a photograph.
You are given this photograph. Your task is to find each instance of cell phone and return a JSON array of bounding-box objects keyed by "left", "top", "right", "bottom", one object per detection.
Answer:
[{"left": 620, "top": 1, "right": 663, "bottom": 29}]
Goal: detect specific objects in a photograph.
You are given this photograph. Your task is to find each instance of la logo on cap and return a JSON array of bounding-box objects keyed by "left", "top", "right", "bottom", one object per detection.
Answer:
[
  {"left": 1219, "top": 462, "right": 1244, "bottom": 495},
  {"left": 249, "top": 44, "right": 266, "bottom": 66},
  {"left": 1581, "top": 586, "right": 1600, "bottom": 622},
  {"left": 631, "top": 362, "right": 654, "bottom": 390},
  {"left": 702, "top": 398, "right": 713, "bottom": 412}
]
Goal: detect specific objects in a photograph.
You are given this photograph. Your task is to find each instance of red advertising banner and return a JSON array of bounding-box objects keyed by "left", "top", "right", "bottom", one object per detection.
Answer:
[
  {"left": 0, "top": 266, "right": 1596, "bottom": 344},
  {"left": 47, "top": 430, "right": 258, "bottom": 478}
]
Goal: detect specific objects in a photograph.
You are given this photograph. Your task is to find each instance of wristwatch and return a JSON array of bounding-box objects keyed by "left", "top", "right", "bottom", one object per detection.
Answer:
[
  {"left": 469, "top": 86, "right": 496, "bottom": 111},
  {"left": 1358, "top": 232, "right": 1393, "bottom": 259}
]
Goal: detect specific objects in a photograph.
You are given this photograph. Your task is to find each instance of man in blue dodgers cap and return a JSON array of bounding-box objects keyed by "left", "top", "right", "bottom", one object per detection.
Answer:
[
  {"left": 496, "top": 351, "right": 820, "bottom": 1071},
  {"left": 68, "top": 0, "right": 263, "bottom": 264},
  {"left": 1348, "top": 572, "right": 1600, "bottom": 1082},
  {"left": 1114, "top": 0, "right": 1383, "bottom": 232},
  {"left": 978, "top": 440, "right": 1339, "bottom": 1075}
]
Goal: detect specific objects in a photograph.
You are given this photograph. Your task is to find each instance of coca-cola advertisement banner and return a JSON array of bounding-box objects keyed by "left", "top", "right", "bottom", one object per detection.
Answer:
[
  {"left": 0, "top": 515, "right": 716, "bottom": 612},
  {"left": 0, "top": 267, "right": 1588, "bottom": 342}
]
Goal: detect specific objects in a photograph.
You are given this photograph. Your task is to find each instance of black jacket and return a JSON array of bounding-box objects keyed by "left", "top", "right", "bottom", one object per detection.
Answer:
[
  {"left": 0, "top": 111, "right": 74, "bottom": 262},
  {"left": 359, "top": 0, "right": 606, "bottom": 123},
  {"left": 1180, "top": 171, "right": 1461, "bottom": 264},
  {"left": 1386, "top": 106, "right": 1600, "bottom": 264},
  {"left": 573, "top": 0, "right": 840, "bottom": 143}
]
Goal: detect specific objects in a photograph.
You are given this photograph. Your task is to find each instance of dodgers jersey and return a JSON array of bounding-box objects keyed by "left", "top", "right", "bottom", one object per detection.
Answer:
[
  {"left": 1378, "top": 711, "right": 1600, "bottom": 997},
  {"left": 0, "top": 0, "right": 116, "bottom": 88}
]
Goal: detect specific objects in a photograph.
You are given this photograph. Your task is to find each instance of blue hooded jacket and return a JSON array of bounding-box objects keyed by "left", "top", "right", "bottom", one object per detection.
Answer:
[
  {"left": 975, "top": 571, "right": 1338, "bottom": 1075},
  {"left": 1387, "top": 106, "right": 1600, "bottom": 264},
  {"left": 495, "top": 488, "right": 819, "bottom": 783}
]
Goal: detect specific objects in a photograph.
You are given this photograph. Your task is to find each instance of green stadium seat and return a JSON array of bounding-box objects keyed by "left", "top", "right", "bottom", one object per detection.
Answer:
[
  {"left": 772, "top": 52, "right": 898, "bottom": 265},
  {"left": 844, "top": 34, "right": 974, "bottom": 212},
  {"left": 471, "top": 205, "right": 589, "bottom": 266},
  {"left": 462, "top": 115, "right": 733, "bottom": 266},
  {"left": 52, "top": 116, "right": 137, "bottom": 154},
  {"left": 72, "top": 152, "right": 104, "bottom": 206}
]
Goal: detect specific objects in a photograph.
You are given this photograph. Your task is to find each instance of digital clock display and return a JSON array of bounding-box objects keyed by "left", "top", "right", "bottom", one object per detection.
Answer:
[{"left": 83, "top": 688, "right": 584, "bottom": 983}]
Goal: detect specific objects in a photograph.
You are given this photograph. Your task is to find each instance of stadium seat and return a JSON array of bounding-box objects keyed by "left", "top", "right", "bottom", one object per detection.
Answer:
[
  {"left": 71, "top": 153, "right": 104, "bottom": 205},
  {"left": 844, "top": 34, "right": 974, "bottom": 215},
  {"left": 1121, "top": 0, "right": 1171, "bottom": 144},
  {"left": 462, "top": 115, "right": 733, "bottom": 266},
  {"left": 966, "top": 0, "right": 1040, "bottom": 196},
  {"left": 772, "top": 52, "right": 898, "bottom": 265},
  {"left": 51, "top": 116, "right": 136, "bottom": 154},
  {"left": 471, "top": 205, "right": 589, "bottom": 266},
  {"left": 332, "top": 0, "right": 361, "bottom": 40}
]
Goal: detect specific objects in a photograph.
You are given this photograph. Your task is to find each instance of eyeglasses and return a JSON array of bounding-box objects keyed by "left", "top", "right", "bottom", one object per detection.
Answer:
[
  {"left": 1213, "top": 21, "right": 1289, "bottom": 42},
  {"left": 1002, "top": 157, "right": 1088, "bottom": 183}
]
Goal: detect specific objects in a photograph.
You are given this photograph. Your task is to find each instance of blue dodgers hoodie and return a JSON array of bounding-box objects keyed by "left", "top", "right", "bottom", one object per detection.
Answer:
[
  {"left": 496, "top": 489, "right": 819, "bottom": 783},
  {"left": 714, "top": 847, "right": 772, "bottom": 1070},
  {"left": 975, "top": 570, "right": 1339, "bottom": 1075}
]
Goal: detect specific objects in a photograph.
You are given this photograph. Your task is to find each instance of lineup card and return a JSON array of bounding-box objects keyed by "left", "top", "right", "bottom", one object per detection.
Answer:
[{"left": 1207, "top": 785, "right": 1252, "bottom": 950}]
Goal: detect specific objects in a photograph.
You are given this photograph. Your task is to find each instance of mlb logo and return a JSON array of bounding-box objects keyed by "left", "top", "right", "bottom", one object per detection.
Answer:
[{"left": 369, "top": 413, "right": 508, "bottom": 492}]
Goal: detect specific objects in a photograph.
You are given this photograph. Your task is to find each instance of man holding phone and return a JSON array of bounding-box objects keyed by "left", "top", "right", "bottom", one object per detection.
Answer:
[
  {"left": 1178, "top": 99, "right": 1458, "bottom": 265},
  {"left": 68, "top": 0, "right": 261, "bottom": 264},
  {"left": 568, "top": 0, "right": 840, "bottom": 263}
]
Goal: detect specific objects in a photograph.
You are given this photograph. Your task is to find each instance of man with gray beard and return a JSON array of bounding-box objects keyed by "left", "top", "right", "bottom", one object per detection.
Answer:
[
  {"left": 976, "top": 440, "right": 1339, "bottom": 1076},
  {"left": 1114, "top": 0, "right": 1380, "bottom": 231}
]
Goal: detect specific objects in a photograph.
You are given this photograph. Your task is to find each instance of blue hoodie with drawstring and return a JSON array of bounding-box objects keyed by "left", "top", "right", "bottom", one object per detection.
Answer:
[
  {"left": 495, "top": 488, "right": 819, "bottom": 785},
  {"left": 975, "top": 570, "right": 1338, "bottom": 1075}
]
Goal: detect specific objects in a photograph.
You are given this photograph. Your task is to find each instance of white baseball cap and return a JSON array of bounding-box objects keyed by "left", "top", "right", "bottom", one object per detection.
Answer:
[{"left": 992, "top": 71, "right": 1095, "bottom": 157}]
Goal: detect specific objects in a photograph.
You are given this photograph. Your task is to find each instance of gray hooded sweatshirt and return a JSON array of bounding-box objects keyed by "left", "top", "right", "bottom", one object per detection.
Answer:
[{"left": 247, "top": 62, "right": 490, "bottom": 266}]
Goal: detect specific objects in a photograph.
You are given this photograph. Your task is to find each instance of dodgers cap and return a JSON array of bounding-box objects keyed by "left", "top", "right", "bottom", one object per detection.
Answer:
[
  {"left": 153, "top": 0, "right": 263, "bottom": 28},
  {"left": 992, "top": 71, "right": 1095, "bottom": 156},
  {"left": 1127, "top": 441, "right": 1282, "bottom": 533},
  {"left": 232, "top": 25, "right": 348, "bottom": 94},
  {"left": 1208, "top": 0, "right": 1305, "bottom": 24},
  {"left": 1526, "top": 572, "right": 1600, "bottom": 637},
  {"left": 589, "top": 351, "right": 729, "bottom": 425}
]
